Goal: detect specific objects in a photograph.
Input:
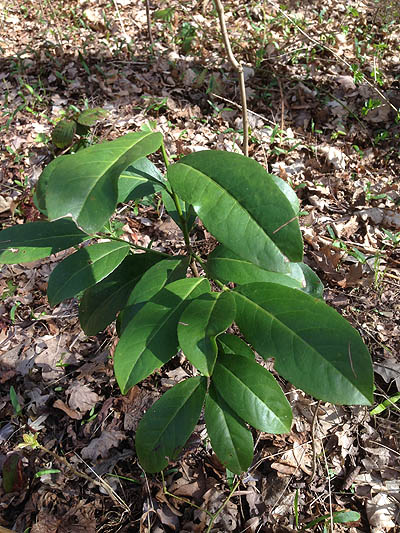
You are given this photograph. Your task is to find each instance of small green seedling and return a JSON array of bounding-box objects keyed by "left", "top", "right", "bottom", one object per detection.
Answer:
[
  {"left": 0, "top": 128, "right": 374, "bottom": 475},
  {"left": 51, "top": 107, "right": 108, "bottom": 151}
]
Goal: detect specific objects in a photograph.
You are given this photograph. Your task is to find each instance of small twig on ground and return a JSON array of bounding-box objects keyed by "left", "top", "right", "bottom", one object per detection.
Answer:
[
  {"left": 308, "top": 400, "right": 321, "bottom": 482},
  {"left": 145, "top": 0, "right": 154, "bottom": 46},
  {"left": 214, "top": 0, "right": 249, "bottom": 156}
]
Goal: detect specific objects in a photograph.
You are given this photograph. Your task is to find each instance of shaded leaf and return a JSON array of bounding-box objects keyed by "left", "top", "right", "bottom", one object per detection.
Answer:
[
  {"left": 115, "top": 278, "right": 209, "bottom": 394},
  {"left": 212, "top": 354, "right": 292, "bottom": 433},
  {"left": 234, "top": 283, "right": 373, "bottom": 405},
  {"left": 117, "top": 156, "right": 165, "bottom": 204},
  {"left": 135, "top": 376, "right": 207, "bottom": 472},
  {"left": 178, "top": 291, "right": 236, "bottom": 375},
  {"left": 79, "top": 252, "right": 162, "bottom": 335},
  {"left": 167, "top": 151, "right": 303, "bottom": 272},
  {"left": 46, "top": 131, "right": 162, "bottom": 233},
  {"left": 0, "top": 219, "right": 89, "bottom": 264},
  {"left": 217, "top": 333, "right": 254, "bottom": 359},
  {"left": 34, "top": 155, "right": 69, "bottom": 215},
  {"left": 47, "top": 241, "right": 130, "bottom": 306},
  {"left": 52, "top": 119, "right": 76, "bottom": 148},
  {"left": 118, "top": 257, "right": 190, "bottom": 333},
  {"left": 205, "top": 383, "right": 253, "bottom": 474},
  {"left": 77, "top": 107, "right": 108, "bottom": 126}
]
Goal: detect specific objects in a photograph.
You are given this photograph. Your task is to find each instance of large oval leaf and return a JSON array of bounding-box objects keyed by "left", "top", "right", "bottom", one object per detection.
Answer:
[
  {"left": 178, "top": 291, "right": 236, "bottom": 376},
  {"left": 34, "top": 155, "right": 69, "bottom": 215},
  {"left": 135, "top": 376, "right": 207, "bottom": 472},
  {"left": 234, "top": 283, "right": 373, "bottom": 405},
  {"left": 167, "top": 151, "right": 303, "bottom": 272},
  {"left": 205, "top": 384, "right": 253, "bottom": 474},
  {"left": 0, "top": 219, "right": 90, "bottom": 264},
  {"left": 114, "top": 277, "right": 210, "bottom": 394},
  {"left": 46, "top": 131, "right": 162, "bottom": 233},
  {"left": 212, "top": 354, "right": 292, "bottom": 434},
  {"left": 47, "top": 241, "right": 130, "bottom": 306},
  {"left": 79, "top": 251, "right": 163, "bottom": 335}
]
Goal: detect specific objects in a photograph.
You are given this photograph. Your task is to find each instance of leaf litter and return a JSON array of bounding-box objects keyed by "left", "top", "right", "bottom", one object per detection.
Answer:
[{"left": 1, "top": 0, "right": 400, "bottom": 531}]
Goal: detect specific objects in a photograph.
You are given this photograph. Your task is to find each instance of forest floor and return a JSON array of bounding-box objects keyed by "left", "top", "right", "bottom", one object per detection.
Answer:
[{"left": 1, "top": 0, "right": 400, "bottom": 532}]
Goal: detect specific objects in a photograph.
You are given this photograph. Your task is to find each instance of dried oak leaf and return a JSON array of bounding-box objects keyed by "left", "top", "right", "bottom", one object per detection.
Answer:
[
  {"left": 66, "top": 382, "right": 101, "bottom": 414},
  {"left": 81, "top": 430, "right": 125, "bottom": 461}
]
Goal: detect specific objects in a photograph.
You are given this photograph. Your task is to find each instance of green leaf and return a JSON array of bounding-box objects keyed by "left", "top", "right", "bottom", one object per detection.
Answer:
[
  {"left": 51, "top": 119, "right": 76, "bottom": 148},
  {"left": 35, "top": 155, "right": 69, "bottom": 215},
  {"left": 270, "top": 175, "right": 300, "bottom": 215},
  {"left": 167, "top": 151, "right": 303, "bottom": 272},
  {"left": 234, "top": 283, "right": 373, "bottom": 405},
  {"left": 0, "top": 219, "right": 90, "bottom": 264},
  {"left": 178, "top": 291, "right": 236, "bottom": 376},
  {"left": 77, "top": 107, "right": 108, "bottom": 126},
  {"left": 205, "top": 384, "right": 253, "bottom": 474},
  {"left": 207, "top": 245, "right": 304, "bottom": 289},
  {"left": 135, "top": 376, "right": 207, "bottom": 472},
  {"left": 212, "top": 354, "right": 292, "bottom": 433},
  {"left": 117, "top": 156, "right": 165, "bottom": 204},
  {"left": 217, "top": 333, "right": 254, "bottom": 359},
  {"left": 118, "top": 257, "right": 190, "bottom": 333},
  {"left": 297, "top": 262, "right": 324, "bottom": 299},
  {"left": 79, "top": 252, "right": 163, "bottom": 335},
  {"left": 46, "top": 131, "right": 163, "bottom": 234},
  {"left": 47, "top": 241, "right": 130, "bottom": 306},
  {"left": 332, "top": 511, "right": 361, "bottom": 524},
  {"left": 114, "top": 278, "right": 209, "bottom": 394}
]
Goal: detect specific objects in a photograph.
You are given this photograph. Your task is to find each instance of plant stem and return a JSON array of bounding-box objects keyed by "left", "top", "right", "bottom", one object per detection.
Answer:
[
  {"left": 97, "top": 233, "right": 172, "bottom": 258},
  {"left": 206, "top": 477, "right": 241, "bottom": 532},
  {"left": 145, "top": 0, "right": 154, "bottom": 46},
  {"left": 159, "top": 140, "right": 199, "bottom": 276},
  {"left": 214, "top": 0, "right": 249, "bottom": 156}
]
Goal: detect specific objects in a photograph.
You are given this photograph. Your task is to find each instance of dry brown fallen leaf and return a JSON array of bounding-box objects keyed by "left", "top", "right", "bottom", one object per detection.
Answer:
[{"left": 81, "top": 429, "right": 125, "bottom": 461}]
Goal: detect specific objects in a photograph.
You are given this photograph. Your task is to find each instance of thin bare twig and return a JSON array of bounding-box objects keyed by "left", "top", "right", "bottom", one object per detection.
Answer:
[
  {"left": 308, "top": 400, "right": 321, "bottom": 482},
  {"left": 214, "top": 0, "right": 249, "bottom": 156},
  {"left": 145, "top": 0, "right": 154, "bottom": 46}
]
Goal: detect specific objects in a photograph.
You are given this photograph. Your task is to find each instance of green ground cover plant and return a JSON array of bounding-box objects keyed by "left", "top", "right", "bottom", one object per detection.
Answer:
[{"left": 0, "top": 129, "right": 374, "bottom": 475}]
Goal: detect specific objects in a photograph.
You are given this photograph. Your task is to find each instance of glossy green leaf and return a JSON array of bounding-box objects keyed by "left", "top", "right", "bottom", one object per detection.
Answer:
[
  {"left": 46, "top": 131, "right": 162, "bottom": 233},
  {"left": 35, "top": 155, "right": 69, "bottom": 215},
  {"left": 118, "top": 257, "right": 190, "bottom": 333},
  {"left": 234, "top": 283, "right": 373, "bottom": 405},
  {"left": 297, "top": 262, "right": 324, "bottom": 299},
  {"left": 217, "top": 333, "right": 254, "bottom": 359},
  {"left": 117, "top": 156, "right": 165, "bottom": 204},
  {"left": 207, "top": 245, "right": 304, "bottom": 289},
  {"left": 79, "top": 252, "right": 163, "bottom": 335},
  {"left": 0, "top": 219, "right": 90, "bottom": 264},
  {"left": 167, "top": 151, "right": 303, "bottom": 272},
  {"left": 205, "top": 384, "right": 253, "bottom": 474},
  {"left": 212, "top": 354, "right": 292, "bottom": 433},
  {"left": 47, "top": 241, "right": 130, "bottom": 306},
  {"left": 271, "top": 174, "right": 300, "bottom": 215},
  {"left": 77, "top": 107, "right": 108, "bottom": 126},
  {"left": 115, "top": 278, "right": 209, "bottom": 394},
  {"left": 178, "top": 291, "right": 236, "bottom": 376},
  {"left": 136, "top": 376, "right": 207, "bottom": 472}
]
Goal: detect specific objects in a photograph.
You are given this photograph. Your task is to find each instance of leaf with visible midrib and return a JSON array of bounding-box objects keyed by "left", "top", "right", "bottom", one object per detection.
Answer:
[
  {"left": 0, "top": 219, "right": 90, "bottom": 264},
  {"left": 47, "top": 241, "right": 130, "bottom": 306},
  {"left": 167, "top": 151, "right": 303, "bottom": 272},
  {"left": 46, "top": 131, "right": 162, "bottom": 233},
  {"left": 212, "top": 354, "right": 292, "bottom": 434},
  {"left": 79, "top": 252, "right": 163, "bottom": 335},
  {"left": 114, "top": 277, "right": 210, "bottom": 393},
  {"left": 234, "top": 282, "right": 373, "bottom": 405},
  {"left": 178, "top": 291, "right": 236, "bottom": 376},
  {"left": 135, "top": 376, "right": 207, "bottom": 472},
  {"left": 205, "top": 384, "right": 253, "bottom": 474}
]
